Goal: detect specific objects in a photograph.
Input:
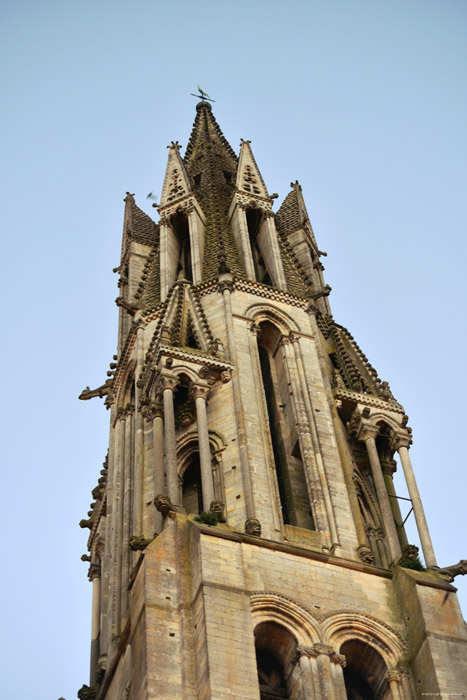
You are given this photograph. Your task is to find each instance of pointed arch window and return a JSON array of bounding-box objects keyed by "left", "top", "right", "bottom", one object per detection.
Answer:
[
  {"left": 181, "top": 453, "right": 203, "bottom": 515},
  {"left": 256, "top": 321, "right": 315, "bottom": 530},
  {"left": 171, "top": 210, "right": 193, "bottom": 282},
  {"left": 246, "top": 208, "right": 272, "bottom": 285}
]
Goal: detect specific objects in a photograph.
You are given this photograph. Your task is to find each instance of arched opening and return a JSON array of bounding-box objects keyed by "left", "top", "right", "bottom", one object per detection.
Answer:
[
  {"left": 354, "top": 472, "right": 389, "bottom": 568},
  {"left": 341, "top": 640, "right": 390, "bottom": 699},
  {"left": 247, "top": 208, "right": 272, "bottom": 285},
  {"left": 173, "top": 375, "right": 195, "bottom": 429},
  {"left": 255, "top": 622, "right": 295, "bottom": 700},
  {"left": 257, "top": 321, "right": 314, "bottom": 530},
  {"left": 181, "top": 453, "right": 203, "bottom": 515},
  {"left": 171, "top": 210, "right": 192, "bottom": 282}
]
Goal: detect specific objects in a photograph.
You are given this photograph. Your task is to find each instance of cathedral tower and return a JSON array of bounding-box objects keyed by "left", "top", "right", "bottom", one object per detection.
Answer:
[{"left": 79, "top": 101, "right": 467, "bottom": 699}]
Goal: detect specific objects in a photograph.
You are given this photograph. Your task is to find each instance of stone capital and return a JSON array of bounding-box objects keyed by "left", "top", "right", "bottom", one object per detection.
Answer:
[
  {"left": 218, "top": 278, "right": 234, "bottom": 293},
  {"left": 347, "top": 411, "right": 379, "bottom": 442},
  {"left": 297, "top": 643, "right": 346, "bottom": 666},
  {"left": 390, "top": 431, "right": 412, "bottom": 451},
  {"left": 387, "top": 670, "right": 401, "bottom": 682},
  {"left": 88, "top": 562, "right": 101, "bottom": 581},
  {"left": 249, "top": 321, "right": 261, "bottom": 336},
  {"left": 145, "top": 400, "right": 163, "bottom": 421},
  {"left": 160, "top": 374, "right": 179, "bottom": 392},
  {"left": 289, "top": 332, "right": 300, "bottom": 345},
  {"left": 191, "top": 383, "right": 210, "bottom": 401}
]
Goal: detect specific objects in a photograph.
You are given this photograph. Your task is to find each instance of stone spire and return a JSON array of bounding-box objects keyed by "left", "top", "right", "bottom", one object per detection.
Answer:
[{"left": 184, "top": 102, "right": 243, "bottom": 278}]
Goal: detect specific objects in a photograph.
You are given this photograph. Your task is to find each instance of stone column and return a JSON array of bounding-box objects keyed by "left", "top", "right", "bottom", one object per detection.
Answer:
[
  {"left": 394, "top": 435, "right": 437, "bottom": 568},
  {"left": 360, "top": 426, "right": 402, "bottom": 562},
  {"left": 100, "top": 405, "right": 116, "bottom": 664},
  {"left": 121, "top": 408, "right": 133, "bottom": 617},
  {"left": 192, "top": 383, "right": 215, "bottom": 510},
  {"left": 382, "top": 461, "right": 408, "bottom": 549},
  {"left": 301, "top": 643, "right": 346, "bottom": 700},
  {"left": 374, "top": 526, "right": 390, "bottom": 569},
  {"left": 111, "top": 410, "right": 125, "bottom": 636},
  {"left": 89, "top": 562, "right": 101, "bottom": 687},
  {"left": 149, "top": 397, "right": 164, "bottom": 532},
  {"left": 161, "top": 374, "right": 180, "bottom": 505},
  {"left": 134, "top": 322, "right": 145, "bottom": 536},
  {"left": 294, "top": 645, "right": 319, "bottom": 699},
  {"left": 219, "top": 276, "right": 255, "bottom": 518},
  {"left": 387, "top": 670, "right": 403, "bottom": 699}
]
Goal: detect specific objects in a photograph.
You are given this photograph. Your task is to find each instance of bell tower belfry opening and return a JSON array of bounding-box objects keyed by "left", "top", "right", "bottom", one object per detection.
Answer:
[{"left": 78, "top": 101, "right": 467, "bottom": 699}]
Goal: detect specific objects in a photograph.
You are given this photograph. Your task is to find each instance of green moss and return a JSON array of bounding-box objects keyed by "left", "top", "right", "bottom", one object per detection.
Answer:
[
  {"left": 194, "top": 511, "right": 219, "bottom": 526},
  {"left": 399, "top": 555, "right": 426, "bottom": 572}
]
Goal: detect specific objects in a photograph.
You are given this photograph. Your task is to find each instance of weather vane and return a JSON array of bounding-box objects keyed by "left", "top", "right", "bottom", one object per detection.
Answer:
[{"left": 190, "top": 85, "right": 215, "bottom": 103}]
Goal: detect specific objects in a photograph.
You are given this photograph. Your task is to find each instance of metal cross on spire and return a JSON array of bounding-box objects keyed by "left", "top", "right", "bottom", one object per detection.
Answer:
[{"left": 190, "top": 85, "right": 216, "bottom": 103}]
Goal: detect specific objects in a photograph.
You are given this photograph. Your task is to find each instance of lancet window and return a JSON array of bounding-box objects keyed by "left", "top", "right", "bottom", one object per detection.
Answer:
[
  {"left": 171, "top": 210, "right": 193, "bottom": 282},
  {"left": 180, "top": 453, "right": 203, "bottom": 515},
  {"left": 256, "top": 321, "right": 315, "bottom": 530},
  {"left": 246, "top": 208, "right": 272, "bottom": 285}
]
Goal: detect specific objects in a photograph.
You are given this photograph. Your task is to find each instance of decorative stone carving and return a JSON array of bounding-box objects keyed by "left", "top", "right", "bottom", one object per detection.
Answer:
[
  {"left": 296, "top": 643, "right": 346, "bottom": 667},
  {"left": 210, "top": 500, "right": 226, "bottom": 523},
  {"left": 208, "top": 338, "right": 224, "bottom": 356},
  {"left": 387, "top": 670, "right": 401, "bottom": 682},
  {"left": 438, "top": 559, "right": 467, "bottom": 582},
  {"left": 357, "top": 544, "right": 375, "bottom": 565},
  {"left": 88, "top": 563, "right": 101, "bottom": 581},
  {"left": 191, "top": 384, "right": 210, "bottom": 401},
  {"left": 245, "top": 518, "right": 262, "bottom": 537},
  {"left": 154, "top": 494, "right": 183, "bottom": 518},
  {"left": 160, "top": 374, "right": 179, "bottom": 392},
  {"left": 77, "top": 685, "right": 97, "bottom": 700},
  {"left": 129, "top": 535, "right": 155, "bottom": 551},
  {"left": 79, "top": 379, "right": 112, "bottom": 401}
]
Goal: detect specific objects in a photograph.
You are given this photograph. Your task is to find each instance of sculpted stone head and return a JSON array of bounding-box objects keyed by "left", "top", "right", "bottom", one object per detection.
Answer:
[
  {"left": 403, "top": 544, "right": 419, "bottom": 559},
  {"left": 154, "top": 493, "right": 172, "bottom": 517},
  {"left": 210, "top": 500, "right": 224, "bottom": 517},
  {"left": 245, "top": 518, "right": 262, "bottom": 537}
]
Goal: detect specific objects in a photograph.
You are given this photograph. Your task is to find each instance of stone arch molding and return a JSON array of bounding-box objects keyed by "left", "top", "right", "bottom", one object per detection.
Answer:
[
  {"left": 176, "top": 429, "right": 227, "bottom": 477},
  {"left": 321, "top": 610, "right": 406, "bottom": 669},
  {"left": 250, "top": 592, "right": 321, "bottom": 646},
  {"left": 244, "top": 302, "right": 301, "bottom": 335}
]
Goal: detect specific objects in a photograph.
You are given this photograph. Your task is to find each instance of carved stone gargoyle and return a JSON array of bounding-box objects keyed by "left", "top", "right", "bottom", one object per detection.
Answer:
[
  {"left": 129, "top": 535, "right": 156, "bottom": 551},
  {"left": 79, "top": 379, "right": 112, "bottom": 401},
  {"left": 154, "top": 494, "right": 184, "bottom": 519},
  {"left": 115, "top": 297, "right": 141, "bottom": 316},
  {"left": 210, "top": 500, "right": 226, "bottom": 523},
  {"left": 438, "top": 559, "right": 467, "bottom": 583},
  {"left": 77, "top": 685, "right": 97, "bottom": 700}
]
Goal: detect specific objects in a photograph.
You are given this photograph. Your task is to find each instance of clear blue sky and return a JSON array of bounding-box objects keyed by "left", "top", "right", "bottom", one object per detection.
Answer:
[{"left": 1, "top": 1, "right": 466, "bottom": 698}]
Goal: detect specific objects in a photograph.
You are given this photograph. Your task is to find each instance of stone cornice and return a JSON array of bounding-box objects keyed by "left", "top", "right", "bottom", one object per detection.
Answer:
[{"left": 333, "top": 387, "right": 405, "bottom": 414}]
